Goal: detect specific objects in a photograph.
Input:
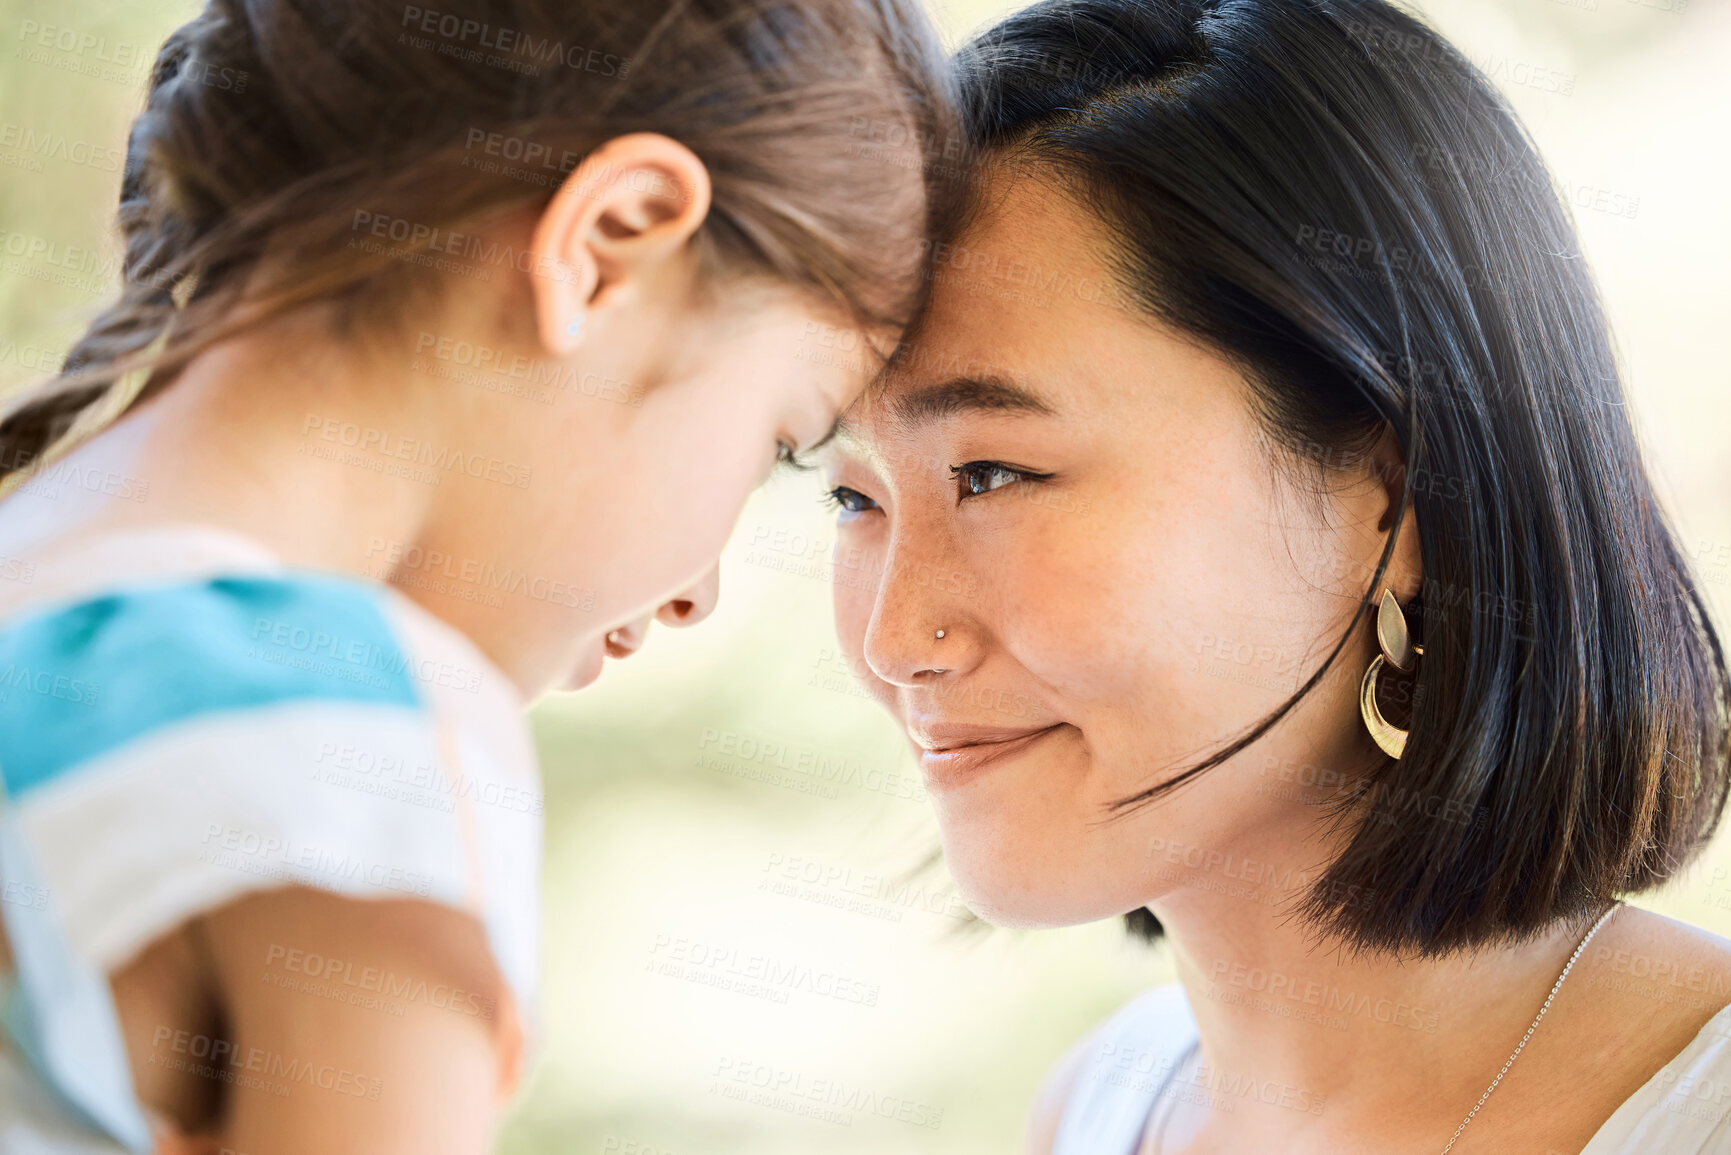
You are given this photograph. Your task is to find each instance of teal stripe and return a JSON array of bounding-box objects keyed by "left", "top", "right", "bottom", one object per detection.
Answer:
[{"left": 0, "top": 575, "right": 423, "bottom": 795}]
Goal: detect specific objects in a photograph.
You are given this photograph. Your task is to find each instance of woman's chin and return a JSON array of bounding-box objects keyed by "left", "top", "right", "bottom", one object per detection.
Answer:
[
  {"left": 941, "top": 841, "right": 1119, "bottom": 930},
  {"left": 959, "top": 888, "right": 1118, "bottom": 931},
  {"left": 983, "top": 896, "right": 1158, "bottom": 931}
]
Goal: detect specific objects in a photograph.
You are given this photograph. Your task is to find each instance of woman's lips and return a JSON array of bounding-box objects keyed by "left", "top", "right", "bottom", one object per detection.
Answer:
[{"left": 916, "top": 724, "right": 1063, "bottom": 791}]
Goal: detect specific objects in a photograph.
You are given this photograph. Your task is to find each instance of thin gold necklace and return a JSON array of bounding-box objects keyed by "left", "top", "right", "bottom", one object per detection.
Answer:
[
  {"left": 1438, "top": 900, "right": 1622, "bottom": 1153},
  {"left": 1146, "top": 902, "right": 1623, "bottom": 1155}
]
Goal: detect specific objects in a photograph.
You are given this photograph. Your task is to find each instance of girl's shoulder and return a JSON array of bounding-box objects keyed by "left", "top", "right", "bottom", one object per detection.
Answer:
[
  {"left": 1027, "top": 984, "right": 1198, "bottom": 1155},
  {"left": 0, "top": 522, "right": 531, "bottom": 786},
  {"left": 0, "top": 522, "right": 546, "bottom": 1145},
  {"left": 0, "top": 521, "right": 541, "bottom": 1003}
]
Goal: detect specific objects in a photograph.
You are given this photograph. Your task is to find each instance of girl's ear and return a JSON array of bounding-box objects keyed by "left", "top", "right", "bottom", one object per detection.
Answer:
[{"left": 529, "top": 133, "right": 713, "bottom": 356}]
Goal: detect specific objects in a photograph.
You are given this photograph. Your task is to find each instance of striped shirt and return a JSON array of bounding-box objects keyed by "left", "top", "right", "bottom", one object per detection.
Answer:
[{"left": 0, "top": 524, "right": 541, "bottom": 1150}]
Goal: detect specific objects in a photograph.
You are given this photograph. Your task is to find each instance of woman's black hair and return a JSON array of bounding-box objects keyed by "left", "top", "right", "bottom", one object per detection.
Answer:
[{"left": 951, "top": 0, "right": 1730, "bottom": 954}]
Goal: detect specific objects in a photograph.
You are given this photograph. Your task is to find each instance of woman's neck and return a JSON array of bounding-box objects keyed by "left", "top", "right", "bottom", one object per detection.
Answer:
[{"left": 1147, "top": 863, "right": 1596, "bottom": 1151}]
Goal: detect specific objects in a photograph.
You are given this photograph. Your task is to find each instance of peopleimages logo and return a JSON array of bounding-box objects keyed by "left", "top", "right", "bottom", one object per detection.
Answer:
[
  {"left": 0, "top": 662, "right": 99, "bottom": 707},
  {"left": 412, "top": 331, "right": 642, "bottom": 406},
  {"left": 14, "top": 19, "right": 149, "bottom": 65},
  {"left": 300, "top": 414, "right": 534, "bottom": 488},
  {"left": 198, "top": 823, "right": 437, "bottom": 898},
  {"left": 710, "top": 1057, "right": 944, "bottom": 1130},
  {"left": 398, "top": 6, "right": 629, "bottom": 77},
  {"left": 0, "top": 122, "right": 123, "bottom": 171},
  {"left": 264, "top": 943, "right": 496, "bottom": 1019},
  {"left": 149, "top": 1026, "right": 382, "bottom": 1100}
]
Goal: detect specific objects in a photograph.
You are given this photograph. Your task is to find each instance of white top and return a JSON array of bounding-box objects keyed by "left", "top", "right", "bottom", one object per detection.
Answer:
[{"left": 1054, "top": 983, "right": 1731, "bottom": 1154}]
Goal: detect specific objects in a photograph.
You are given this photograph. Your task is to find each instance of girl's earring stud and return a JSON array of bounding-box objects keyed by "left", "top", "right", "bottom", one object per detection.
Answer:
[
  {"left": 935, "top": 629, "right": 946, "bottom": 639},
  {"left": 565, "top": 315, "right": 584, "bottom": 338}
]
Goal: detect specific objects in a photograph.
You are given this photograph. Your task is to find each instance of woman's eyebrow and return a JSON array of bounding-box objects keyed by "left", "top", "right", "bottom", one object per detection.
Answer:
[
  {"left": 889, "top": 375, "right": 1056, "bottom": 426},
  {"left": 825, "top": 374, "right": 1057, "bottom": 447},
  {"left": 862, "top": 375, "right": 1052, "bottom": 429}
]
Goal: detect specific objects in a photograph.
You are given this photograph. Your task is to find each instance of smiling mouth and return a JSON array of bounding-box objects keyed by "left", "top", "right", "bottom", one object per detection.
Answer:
[{"left": 915, "top": 724, "right": 1063, "bottom": 791}]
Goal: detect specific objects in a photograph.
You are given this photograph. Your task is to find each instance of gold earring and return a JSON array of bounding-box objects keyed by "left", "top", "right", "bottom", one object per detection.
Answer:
[{"left": 1359, "top": 589, "right": 1422, "bottom": 759}]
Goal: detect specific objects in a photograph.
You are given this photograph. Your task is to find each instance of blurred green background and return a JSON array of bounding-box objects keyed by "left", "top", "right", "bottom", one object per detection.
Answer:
[{"left": 3, "top": 0, "right": 1729, "bottom": 1151}]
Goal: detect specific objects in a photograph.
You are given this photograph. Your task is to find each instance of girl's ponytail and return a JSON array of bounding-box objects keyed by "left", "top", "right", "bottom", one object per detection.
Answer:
[{"left": 1, "top": 2, "right": 254, "bottom": 486}]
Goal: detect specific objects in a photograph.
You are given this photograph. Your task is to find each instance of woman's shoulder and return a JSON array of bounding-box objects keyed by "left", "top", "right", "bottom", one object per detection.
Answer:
[
  {"left": 1581, "top": 993, "right": 1731, "bottom": 1152},
  {"left": 1576, "top": 906, "right": 1731, "bottom": 1042},
  {"left": 1026, "top": 983, "right": 1198, "bottom": 1155},
  {"left": 1564, "top": 906, "right": 1731, "bottom": 1153}
]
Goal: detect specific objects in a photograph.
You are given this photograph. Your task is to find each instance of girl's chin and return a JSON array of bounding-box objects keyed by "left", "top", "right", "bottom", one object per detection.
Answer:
[{"left": 559, "top": 642, "right": 607, "bottom": 692}]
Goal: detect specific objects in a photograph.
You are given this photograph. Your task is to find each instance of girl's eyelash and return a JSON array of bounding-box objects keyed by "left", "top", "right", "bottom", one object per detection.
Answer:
[{"left": 776, "top": 442, "right": 817, "bottom": 472}]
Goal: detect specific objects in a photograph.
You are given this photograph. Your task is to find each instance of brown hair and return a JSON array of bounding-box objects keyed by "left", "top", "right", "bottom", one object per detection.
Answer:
[{"left": 0, "top": 0, "right": 955, "bottom": 484}]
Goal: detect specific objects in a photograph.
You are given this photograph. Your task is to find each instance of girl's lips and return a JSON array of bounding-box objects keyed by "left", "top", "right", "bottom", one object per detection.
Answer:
[
  {"left": 562, "top": 617, "right": 651, "bottom": 691},
  {"left": 918, "top": 724, "right": 1063, "bottom": 791},
  {"left": 605, "top": 615, "right": 652, "bottom": 658}
]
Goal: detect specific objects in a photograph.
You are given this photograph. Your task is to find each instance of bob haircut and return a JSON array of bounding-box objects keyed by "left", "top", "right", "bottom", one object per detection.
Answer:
[{"left": 946, "top": 0, "right": 1731, "bottom": 955}]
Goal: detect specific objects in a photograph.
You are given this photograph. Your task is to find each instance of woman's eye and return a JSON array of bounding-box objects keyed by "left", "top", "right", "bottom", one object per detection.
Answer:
[
  {"left": 950, "top": 460, "right": 1048, "bottom": 498},
  {"left": 823, "top": 486, "right": 878, "bottom": 514}
]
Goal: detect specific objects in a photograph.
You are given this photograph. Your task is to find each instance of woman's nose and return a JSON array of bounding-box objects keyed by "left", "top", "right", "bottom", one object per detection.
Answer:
[
  {"left": 656, "top": 563, "right": 721, "bottom": 628},
  {"left": 860, "top": 545, "right": 976, "bottom": 688}
]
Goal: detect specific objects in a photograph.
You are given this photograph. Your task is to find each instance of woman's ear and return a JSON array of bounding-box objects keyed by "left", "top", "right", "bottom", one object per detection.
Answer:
[
  {"left": 1364, "top": 422, "right": 1423, "bottom": 602},
  {"left": 528, "top": 133, "right": 713, "bottom": 356}
]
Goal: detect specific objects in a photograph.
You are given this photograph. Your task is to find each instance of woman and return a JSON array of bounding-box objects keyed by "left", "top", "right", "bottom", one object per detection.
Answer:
[
  {"left": 820, "top": 0, "right": 1731, "bottom": 1151},
  {"left": 0, "top": 0, "right": 951, "bottom": 1150}
]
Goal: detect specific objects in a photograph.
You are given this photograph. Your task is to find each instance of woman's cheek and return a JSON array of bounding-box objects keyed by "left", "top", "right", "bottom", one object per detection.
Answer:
[{"left": 996, "top": 550, "right": 1147, "bottom": 692}]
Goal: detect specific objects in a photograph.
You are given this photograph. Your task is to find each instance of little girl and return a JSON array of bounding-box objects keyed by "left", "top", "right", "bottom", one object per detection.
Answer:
[{"left": 0, "top": 0, "right": 951, "bottom": 1150}]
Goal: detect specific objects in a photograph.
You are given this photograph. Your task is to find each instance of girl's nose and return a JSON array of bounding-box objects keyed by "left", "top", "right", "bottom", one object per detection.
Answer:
[{"left": 656, "top": 563, "right": 721, "bottom": 628}]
